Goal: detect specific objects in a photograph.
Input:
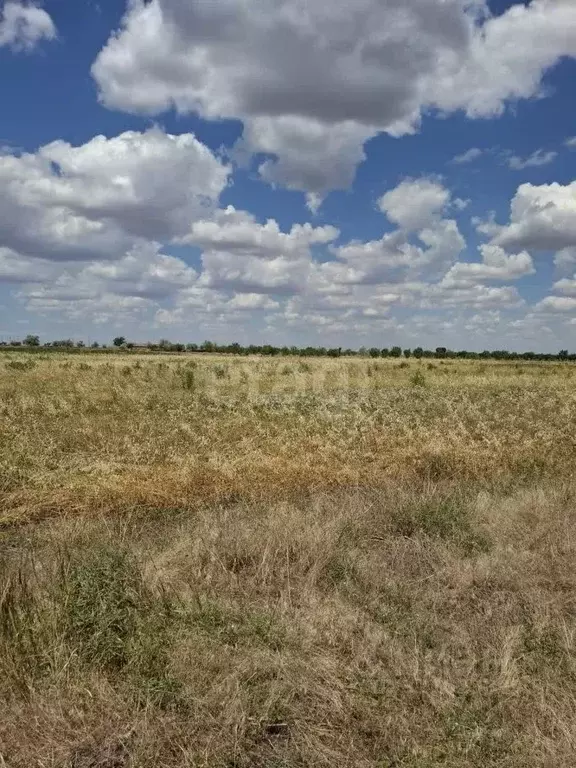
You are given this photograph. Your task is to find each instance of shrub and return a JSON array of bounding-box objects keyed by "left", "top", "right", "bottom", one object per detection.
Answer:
[{"left": 410, "top": 370, "right": 426, "bottom": 387}]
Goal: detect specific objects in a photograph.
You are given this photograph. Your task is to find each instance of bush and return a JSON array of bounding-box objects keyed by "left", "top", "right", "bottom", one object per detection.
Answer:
[{"left": 410, "top": 370, "right": 426, "bottom": 387}]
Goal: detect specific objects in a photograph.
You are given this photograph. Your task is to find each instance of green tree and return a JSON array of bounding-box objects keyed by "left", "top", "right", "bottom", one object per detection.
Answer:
[
  {"left": 23, "top": 334, "right": 40, "bottom": 346},
  {"left": 413, "top": 347, "right": 423, "bottom": 359},
  {"left": 403, "top": 348, "right": 412, "bottom": 358},
  {"left": 390, "top": 346, "right": 402, "bottom": 358},
  {"left": 113, "top": 336, "right": 126, "bottom": 347}
]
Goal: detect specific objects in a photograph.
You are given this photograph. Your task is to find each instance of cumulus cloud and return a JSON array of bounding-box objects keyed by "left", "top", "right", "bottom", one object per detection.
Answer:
[
  {"left": 553, "top": 276, "right": 576, "bottom": 296},
  {"left": 379, "top": 178, "right": 451, "bottom": 231},
  {"left": 443, "top": 244, "right": 534, "bottom": 285},
  {"left": 0, "top": 129, "right": 229, "bottom": 262},
  {"left": 227, "top": 293, "right": 279, "bottom": 311},
  {"left": 14, "top": 242, "right": 199, "bottom": 323},
  {"left": 92, "top": 0, "right": 576, "bottom": 201},
  {"left": 565, "top": 136, "right": 576, "bottom": 149},
  {"left": 493, "top": 181, "right": 576, "bottom": 253},
  {"left": 506, "top": 148, "right": 557, "bottom": 170},
  {"left": 180, "top": 205, "right": 339, "bottom": 295},
  {"left": 0, "top": 1, "right": 55, "bottom": 51},
  {"left": 324, "top": 179, "right": 465, "bottom": 287},
  {"left": 535, "top": 296, "right": 576, "bottom": 313}
]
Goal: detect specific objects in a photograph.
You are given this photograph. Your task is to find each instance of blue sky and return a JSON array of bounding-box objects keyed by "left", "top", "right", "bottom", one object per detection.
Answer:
[{"left": 1, "top": 0, "right": 576, "bottom": 350}]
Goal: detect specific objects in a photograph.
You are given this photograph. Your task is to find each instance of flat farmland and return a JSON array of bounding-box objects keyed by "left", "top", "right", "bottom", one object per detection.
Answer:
[{"left": 2, "top": 352, "right": 576, "bottom": 766}]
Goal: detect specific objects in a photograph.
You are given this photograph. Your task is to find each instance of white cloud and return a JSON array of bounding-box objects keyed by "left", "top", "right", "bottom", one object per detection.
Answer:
[
  {"left": 494, "top": 181, "right": 576, "bottom": 253},
  {"left": 552, "top": 276, "right": 576, "bottom": 297},
  {"left": 14, "top": 243, "right": 199, "bottom": 323},
  {"left": 506, "top": 148, "right": 557, "bottom": 170},
  {"left": 227, "top": 293, "right": 279, "bottom": 311},
  {"left": 430, "top": 0, "right": 576, "bottom": 118},
  {"left": 326, "top": 179, "right": 464, "bottom": 286},
  {"left": 426, "top": 283, "right": 523, "bottom": 310},
  {"left": 92, "top": 0, "right": 576, "bottom": 201},
  {"left": 443, "top": 244, "right": 534, "bottom": 284},
  {"left": 565, "top": 136, "right": 576, "bottom": 148},
  {"left": 185, "top": 206, "right": 338, "bottom": 257},
  {"left": 555, "top": 247, "right": 576, "bottom": 271},
  {"left": 535, "top": 296, "right": 576, "bottom": 313},
  {"left": 242, "top": 117, "right": 373, "bottom": 209},
  {"left": 183, "top": 205, "right": 339, "bottom": 295},
  {"left": 379, "top": 178, "right": 450, "bottom": 231},
  {"left": 452, "top": 148, "right": 483, "bottom": 164},
  {"left": 0, "top": 1, "right": 55, "bottom": 51},
  {"left": 0, "top": 128, "right": 229, "bottom": 262}
]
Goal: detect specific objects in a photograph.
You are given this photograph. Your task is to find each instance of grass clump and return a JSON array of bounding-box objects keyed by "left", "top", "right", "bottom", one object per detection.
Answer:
[
  {"left": 5, "top": 359, "right": 36, "bottom": 371},
  {"left": 1, "top": 543, "right": 181, "bottom": 709},
  {"left": 410, "top": 369, "right": 426, "bottom": 387},
  {"left": 390, "top": 497, "right": 491, "bottom": 554}
]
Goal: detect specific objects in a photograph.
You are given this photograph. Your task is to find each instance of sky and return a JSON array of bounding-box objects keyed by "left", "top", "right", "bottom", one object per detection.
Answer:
[{"left": 0, "top": 0, "right": 575, "bottom": 350}]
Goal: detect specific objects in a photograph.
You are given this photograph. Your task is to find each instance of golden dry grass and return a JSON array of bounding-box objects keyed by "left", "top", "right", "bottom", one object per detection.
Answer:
[
  {"left": 1, "top": 353, "right": 575, "bottom": 524},
  {"left": 2, "top": 352, "right": 576, "bottom": 766}
]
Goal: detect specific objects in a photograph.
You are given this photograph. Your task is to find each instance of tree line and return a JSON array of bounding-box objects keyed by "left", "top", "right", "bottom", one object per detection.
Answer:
[{"left": 2, "top": 335, "right": 575, "bottom": 362}]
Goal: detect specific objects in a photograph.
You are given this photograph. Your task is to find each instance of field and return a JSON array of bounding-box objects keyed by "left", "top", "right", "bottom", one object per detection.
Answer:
[{"left": 2, "top": 352, "right": 576, "bottom": 766}]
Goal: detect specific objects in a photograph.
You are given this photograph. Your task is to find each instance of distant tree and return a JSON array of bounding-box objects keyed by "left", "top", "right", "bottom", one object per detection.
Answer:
[
  {"left": 76, "top": 340, "right": 85, "bottom": 348},
  {"left": 369, "top": 347, "right": 380, "bottom": 358},
  {"left": 113, "top": 336, "right": 126, "bottom": 347},
  {"left": 91, "top": 342, "right": 100, "bottom": 348},
  {"left": 380, "top": 348, "right": 389, "bottom": 357},
  {"left": 403, "top": 348, "right": 412, "bottom": 359},
  {"left": 390, "top": 346, "right": 402, "bottom": 358},
  {"left": 23, "top": 334, "right": 40, "bottom": 346},
  {"left": 559, "top": 349, "right": 569, "bottom": 361},
  {"left": 435, "top": 347, "right": 447, "bottom": 359},
  {"left": 413, "top": 347, "right": 423, "bottom": 359}
]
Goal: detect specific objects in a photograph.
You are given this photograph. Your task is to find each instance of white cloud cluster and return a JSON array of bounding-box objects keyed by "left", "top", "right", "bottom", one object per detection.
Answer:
[
  {"left": 0, "top": 136, "right": 571, "bottom": 346},
  {"left": 494, "top": 181, "right": 576, "bottom": 253},
  {"left": 443, "top": 245, "right": 534, "bottom": 285},
  {"left": 0, "top": 1, "right": 55, "bottom": 51},
  {"left": 488, "top": 178, "right": 576, "bottom": 325},
  {"left": 92, "top": 0, "right": 576, "bottom": 202},
  {"left": 0, "top": 129, "right": 229, "bottom": 262},
  {"left": 186, "top": 206, "right": 339, "bottom": 295},
  {"left": 0, "top": 128, "right": 231, "bottom": 325}
]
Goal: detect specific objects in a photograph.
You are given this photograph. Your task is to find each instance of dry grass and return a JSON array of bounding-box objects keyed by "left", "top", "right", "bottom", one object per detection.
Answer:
[
  {"left": 1, "top": 353, "right": 575, "bottom": 524},
  {"left": 2, "top": 353, "right": 576, "bottom": 765}
]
